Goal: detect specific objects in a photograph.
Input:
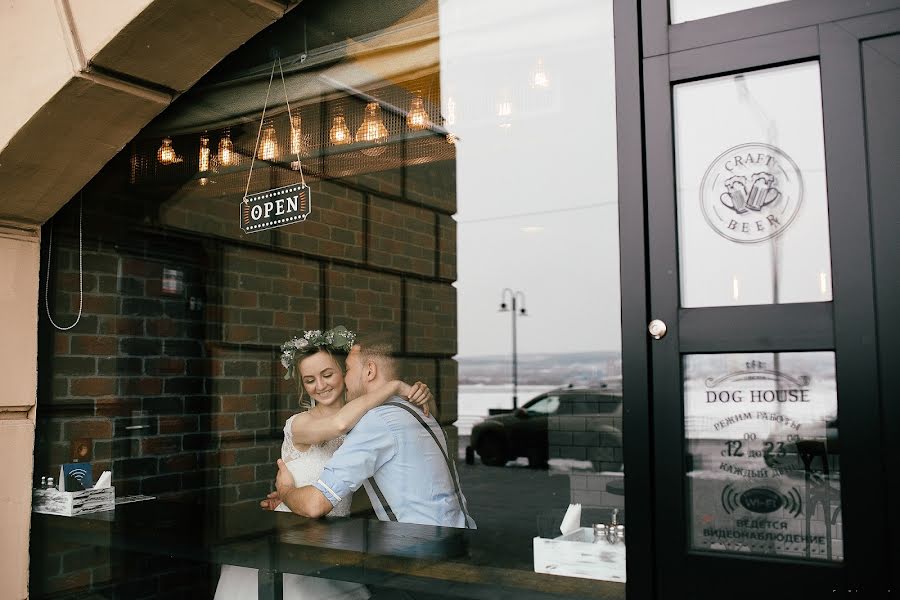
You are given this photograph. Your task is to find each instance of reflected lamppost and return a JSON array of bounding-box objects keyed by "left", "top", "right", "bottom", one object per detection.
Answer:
[{"left": 499, "top": 288, "right": 527, "bottom": 409}]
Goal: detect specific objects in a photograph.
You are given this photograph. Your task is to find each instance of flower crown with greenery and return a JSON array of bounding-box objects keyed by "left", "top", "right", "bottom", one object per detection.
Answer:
[{"left": 280, "top": 325, "right": 356, "bottom": 381}]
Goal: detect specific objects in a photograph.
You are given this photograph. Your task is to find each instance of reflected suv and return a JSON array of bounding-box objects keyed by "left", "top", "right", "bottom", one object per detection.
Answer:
[{"left": 470, "top": 386, "right": 623, "bottom": 468}]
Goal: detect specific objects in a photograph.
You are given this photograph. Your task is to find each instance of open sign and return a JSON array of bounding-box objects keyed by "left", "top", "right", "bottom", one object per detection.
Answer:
[{"left": 240, "top": 183, "right": 311, "bottom": 234}]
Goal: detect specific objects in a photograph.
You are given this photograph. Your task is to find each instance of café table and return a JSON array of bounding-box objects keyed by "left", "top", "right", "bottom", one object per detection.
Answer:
[{"left": 32, "top": 500, "right": 625, "bottom": 600}]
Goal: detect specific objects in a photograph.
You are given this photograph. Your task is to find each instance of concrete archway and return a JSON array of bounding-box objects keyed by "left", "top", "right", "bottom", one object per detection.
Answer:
[{"left": 0, "top": 2, "right": 297, "bottom": 597}]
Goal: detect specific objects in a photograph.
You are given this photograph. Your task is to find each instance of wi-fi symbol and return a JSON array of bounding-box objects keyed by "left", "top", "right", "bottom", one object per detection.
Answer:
[
  {"left": 721, "top": 484, "right": 742, "bottom": 514},
  {"left": 69, "top": 468, "right": 88, "bottom": 482},
  {"left": 782, "top": 487, "right": 802, "bottom": 518}
]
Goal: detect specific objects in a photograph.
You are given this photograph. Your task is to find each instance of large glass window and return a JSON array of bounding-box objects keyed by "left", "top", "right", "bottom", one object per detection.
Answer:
[{"left": 30, "top": 0, "right": 625, "bottom": 598}]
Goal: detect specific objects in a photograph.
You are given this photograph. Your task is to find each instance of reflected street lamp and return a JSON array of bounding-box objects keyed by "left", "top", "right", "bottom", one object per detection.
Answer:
[{"left": 499, "top": 289, "right": 527, "bottom": 409}]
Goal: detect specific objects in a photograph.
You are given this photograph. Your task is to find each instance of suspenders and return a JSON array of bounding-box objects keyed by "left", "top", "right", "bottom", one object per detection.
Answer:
[{"left": 365, "top": 401, "right": 473, "bottom": 529}]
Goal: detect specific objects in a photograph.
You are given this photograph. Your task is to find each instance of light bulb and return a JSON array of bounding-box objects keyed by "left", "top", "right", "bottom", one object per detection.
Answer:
[
  {"left": 530, "top": 58, "right": 550, "bottom": 89},
  {"left": 356, "top": 102, "right": 389, "bottom": 156},
  {"left": 329, "top": 113, "right": 351, "bottom": 145},
  {"left": 157, "top": 137, "right": 177, "bottom": 165},
  {"left": 444, "top": 96, "right": 456, "bottom": 127},
  {"left": 198, "top": 135, "right": 210, "bottom": 185},
  {"left": 198, "top": 135, "right": 210, "bottom": 172},
  {"left": 257, "top": 122, "right": 279, "bottom": 161},
  {"left": 407, "top": 96, "right": 429, "bottom": 130},
  {"left": 217, "top": 131, "right": 234, "bottom": 166},
  {"left": 289, "top": 114, "right": 307, "bottom": 156},
  {"left": 497, "top": 97, "right": 513, "bottom": 129}
]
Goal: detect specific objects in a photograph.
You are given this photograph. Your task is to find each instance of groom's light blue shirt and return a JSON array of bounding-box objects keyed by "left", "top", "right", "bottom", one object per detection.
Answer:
[{"left": 313, "top": 397, "right": 476, "bottom": 529}]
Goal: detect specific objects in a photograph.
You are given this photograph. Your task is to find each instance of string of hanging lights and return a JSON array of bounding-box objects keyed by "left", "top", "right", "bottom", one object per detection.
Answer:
[
  {"left": 139, "top": 60, "right": 548, "bottom": 184},
  {"left": 145, "top": 88, "right": 443, "bottom": 182}
]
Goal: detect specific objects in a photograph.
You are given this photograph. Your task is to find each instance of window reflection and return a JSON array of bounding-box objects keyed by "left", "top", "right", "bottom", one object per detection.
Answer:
[
  {"left": 31, "top": 0, "right": 625, "bottom": 596},
  {"left": 675, "top": 62, "right": 833, "bottom": 307},
  {"left": 684, "top": 352, "right": 842, "bottom": 562}
]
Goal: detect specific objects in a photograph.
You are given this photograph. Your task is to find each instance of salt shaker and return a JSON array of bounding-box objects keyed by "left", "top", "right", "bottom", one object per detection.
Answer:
[
  {"left": 616, "top": 525, "right": 626, "bottom": 545},
  {"left": 592, "top": 523, "right": 607, "bottom": 543}
]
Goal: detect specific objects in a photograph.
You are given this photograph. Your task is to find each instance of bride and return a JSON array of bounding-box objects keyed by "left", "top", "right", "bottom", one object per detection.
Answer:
[{"left": 214, "top": 326, "right": 432, "bottom": 600}]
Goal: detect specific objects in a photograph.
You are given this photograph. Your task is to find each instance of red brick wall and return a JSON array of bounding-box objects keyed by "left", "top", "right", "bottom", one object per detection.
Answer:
[{"left": 34, "top": 155, "right": 457, "bottom": 596}]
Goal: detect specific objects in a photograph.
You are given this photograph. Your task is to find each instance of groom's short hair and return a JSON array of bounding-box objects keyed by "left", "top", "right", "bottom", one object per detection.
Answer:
[{"left": 355, "top": 333, "right": 397, "bottom": 381}]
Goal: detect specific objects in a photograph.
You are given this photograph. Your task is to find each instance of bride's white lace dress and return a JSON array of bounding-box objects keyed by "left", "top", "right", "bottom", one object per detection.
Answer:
[{"left": 214, "top": 414, "right": 369, "bottom": 600}]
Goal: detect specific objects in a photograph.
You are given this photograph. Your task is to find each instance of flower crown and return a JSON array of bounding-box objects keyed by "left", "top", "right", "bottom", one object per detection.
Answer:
[{"left": 280, "top": 325, "right": 356, "bottom": 380}]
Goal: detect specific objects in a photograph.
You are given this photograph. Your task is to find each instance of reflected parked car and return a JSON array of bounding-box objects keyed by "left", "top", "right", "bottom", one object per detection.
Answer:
[{"left": 470, "top": 386, "right": 623, "bottom": 468}]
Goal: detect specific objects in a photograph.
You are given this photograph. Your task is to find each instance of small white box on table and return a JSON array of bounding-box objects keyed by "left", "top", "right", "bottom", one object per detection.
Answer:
[
  {"left": 533, "top": 527, "right": 626, "bottom": 582},
  {"left": 32, "top": 486, "right": 115, "bottom": 516}
]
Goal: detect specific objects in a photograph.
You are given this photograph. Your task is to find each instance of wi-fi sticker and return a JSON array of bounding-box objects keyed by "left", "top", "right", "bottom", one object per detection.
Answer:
[
  {"left": 60, "top": 462, "right": 93, "bottom": 491},
  {"left": 721, "top": 484, "right": 742, "bottom": 514},
  {"left": 721, "top": 484, "right": 803, "bottom": 517}
]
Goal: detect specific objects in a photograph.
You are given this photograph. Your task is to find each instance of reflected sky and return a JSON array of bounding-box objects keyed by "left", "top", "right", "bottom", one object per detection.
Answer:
[{"left": 439, "top": 0, "right": 622, "bottom": 356}]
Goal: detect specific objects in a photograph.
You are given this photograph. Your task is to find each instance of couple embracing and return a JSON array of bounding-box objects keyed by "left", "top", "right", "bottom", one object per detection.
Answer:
[{"left": 215, "top": 326, "right": 475, "bottom": 600}]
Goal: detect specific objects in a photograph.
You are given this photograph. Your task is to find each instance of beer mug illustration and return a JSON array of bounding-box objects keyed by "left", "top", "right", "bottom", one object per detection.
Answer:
[
  {"left": 746, "top": 172, "right": 780, "bottom": 211},
  {"left": 720, "top": 175, "right": 749, "bottom": 214}
]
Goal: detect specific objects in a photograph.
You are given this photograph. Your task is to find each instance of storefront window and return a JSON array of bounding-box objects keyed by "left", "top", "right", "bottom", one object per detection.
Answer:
[{"left": 30, "top": 0, "right": 625, "bottom": 597}]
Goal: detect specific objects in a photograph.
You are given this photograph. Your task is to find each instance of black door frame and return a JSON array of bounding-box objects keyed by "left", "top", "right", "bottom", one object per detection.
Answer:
[{"left": 614, "top": 1, "right": 899, "bottom": 598}]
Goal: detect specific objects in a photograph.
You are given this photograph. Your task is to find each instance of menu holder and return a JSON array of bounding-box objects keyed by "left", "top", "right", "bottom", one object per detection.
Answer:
[{"left": 32, "top": 486, "right": 115, "bottom": 517}]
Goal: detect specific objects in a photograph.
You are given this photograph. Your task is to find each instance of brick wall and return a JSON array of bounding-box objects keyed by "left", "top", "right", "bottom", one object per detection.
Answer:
[{"left": 33, "top": 150, "right": 457, "bottom": 596}]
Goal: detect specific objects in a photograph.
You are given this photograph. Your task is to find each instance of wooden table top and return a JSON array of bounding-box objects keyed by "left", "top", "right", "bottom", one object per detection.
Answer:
[{"left": 32, "top": 500, "right": 626, "bottom": 600}]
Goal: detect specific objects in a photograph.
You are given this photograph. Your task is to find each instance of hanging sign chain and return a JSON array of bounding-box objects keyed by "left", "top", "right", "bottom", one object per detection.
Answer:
[
  {"left": 279, "top": 56, "right": 306, "bottom": 186},
  {"left": 244, "top": 60, "right": 277, "bottom": 200},
  {"left": 45, "top": 194, "right": 83, "bottom": 331},
  {"left": 240, "top": 57, "right": 312, "bottom": 234},
  {"left": 243, "top": 57, "right": 306, "bottom": 201}
]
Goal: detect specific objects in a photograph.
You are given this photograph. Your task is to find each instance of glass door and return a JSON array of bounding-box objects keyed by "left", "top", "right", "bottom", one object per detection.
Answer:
[{"left": 642, "top": 13, "right": 891, "bottom": 598}]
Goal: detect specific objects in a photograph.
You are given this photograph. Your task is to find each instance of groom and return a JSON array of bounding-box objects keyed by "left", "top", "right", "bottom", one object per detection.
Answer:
[{"left": 269, "top": 335, "right": 475, "bottom": 529}]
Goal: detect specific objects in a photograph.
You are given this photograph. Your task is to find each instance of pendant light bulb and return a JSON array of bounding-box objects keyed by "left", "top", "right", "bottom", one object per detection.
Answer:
[
  {"left": 356, "top": 102, "right": 389, "bottom": 156},
  {"left": 198, "top": 135, "right": 210, "bottom": 185},
  {"left": 290, "top": 114, "right": 307, "bottom": 156},
  {"left": 157, "top": 137, "right": 177, "bottom": 165},
  {"left": 330, "top": 112, "right": 351, "bottom": 146},
  {"left": 217, "top": 130, "right": 235, "bottom": 167},
  {"left": 497, "top": 97, "right": 513, "bottom": 129},
  {"left": 198, "top": 135, "right": 210, "bottom": 172},
  {"left": 407, "top": 95, "right": 429, "bottom": 130},
  {"left": 530, "top": 58, "right": 550, "bottom": 89},
  {"left": 258, "top": 122, "right": 279, "bottom": 161}
]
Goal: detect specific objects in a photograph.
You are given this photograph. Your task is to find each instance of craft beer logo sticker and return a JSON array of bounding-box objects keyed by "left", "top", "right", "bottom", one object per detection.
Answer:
[
  {"left": 241, "top": 183, "right": 311, "bottom": 234},
  {"left": 699, "top": 143, "right": 803, "bottom": 243}
]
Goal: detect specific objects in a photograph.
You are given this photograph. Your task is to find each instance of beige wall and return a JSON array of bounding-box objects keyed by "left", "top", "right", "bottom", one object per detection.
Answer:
[
  {"left": 0, "top": 225, "right": 40, "bottom": 600},
  {"left": 0, "top": 1, "right": 295, "bottom": 597},
  {"left": 0, "top": 0, "right": 154, "bottom": 154}
]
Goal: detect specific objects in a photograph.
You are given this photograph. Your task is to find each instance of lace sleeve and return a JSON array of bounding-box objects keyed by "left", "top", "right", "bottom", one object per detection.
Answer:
[{"left": 281, "top": 414, "right": 303, "bottom": 462}]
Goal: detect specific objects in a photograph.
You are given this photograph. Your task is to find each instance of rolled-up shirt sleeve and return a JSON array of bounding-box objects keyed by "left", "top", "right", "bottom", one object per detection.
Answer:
[{"left": 313, "top": 411, "right": 397, "bottom": 507}]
